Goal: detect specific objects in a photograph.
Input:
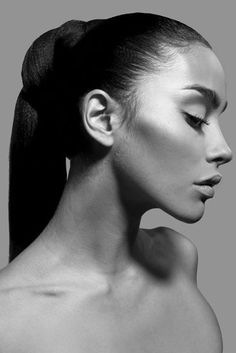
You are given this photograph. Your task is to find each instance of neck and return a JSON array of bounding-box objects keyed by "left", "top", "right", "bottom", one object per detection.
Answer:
[{"left": 38, "top": 161, "right": 146, "bottom": 278}]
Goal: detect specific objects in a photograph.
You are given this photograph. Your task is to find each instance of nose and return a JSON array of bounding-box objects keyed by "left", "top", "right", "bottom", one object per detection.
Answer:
[{"left": 206, "top": 127, "right": 233, "bottom": 167}]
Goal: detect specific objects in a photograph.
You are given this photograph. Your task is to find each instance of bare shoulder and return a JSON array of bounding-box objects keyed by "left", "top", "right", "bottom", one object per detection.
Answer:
[
  {"left": 0, "top": 262, "right": 22, "bottom": 292},
  {"left": 158, "top": 226, "right": 198, "bottom": 277},
  {"left": 0, "top": 266, "right": 12, "bottom": 292},
  {"left": 140, "top": 227, "right": 223, "bottom": 352},
  {"left": 141, "top": 226, "right": 198, "bottom": 282},
  {"left": 0, "top": 266, "right": 19, "bottom": 311},
  {"left": 0, "top": 267, "right": 16, "bottom": 335},
  {"left": 0, "top": 265, "right": 30, "bottom": 317}
]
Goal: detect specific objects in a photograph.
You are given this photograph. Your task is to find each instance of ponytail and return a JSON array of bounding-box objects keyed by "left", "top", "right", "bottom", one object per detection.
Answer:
[{"left": 8, "top": 20, "right": 88, "bottom": 261}]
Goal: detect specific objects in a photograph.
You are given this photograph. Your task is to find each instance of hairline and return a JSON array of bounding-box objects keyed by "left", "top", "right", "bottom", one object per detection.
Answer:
[{"left": 122, "top": 41, "right": 213, "bottom": 129}]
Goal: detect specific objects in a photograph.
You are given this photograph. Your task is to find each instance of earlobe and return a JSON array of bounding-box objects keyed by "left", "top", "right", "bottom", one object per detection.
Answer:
[{"left": 81, "top": 89, "right": 120, "bottom": 147}]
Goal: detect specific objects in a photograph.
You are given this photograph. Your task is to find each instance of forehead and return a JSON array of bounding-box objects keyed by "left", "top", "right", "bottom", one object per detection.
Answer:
[{"left": 137, "top": 45, "right": 226, "bottom": 103}]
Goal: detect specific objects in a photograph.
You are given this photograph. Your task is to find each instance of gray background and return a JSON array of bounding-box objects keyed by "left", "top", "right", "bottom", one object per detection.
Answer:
[{"left": 0, "top": 0, "right": 235, "bottom": 352}]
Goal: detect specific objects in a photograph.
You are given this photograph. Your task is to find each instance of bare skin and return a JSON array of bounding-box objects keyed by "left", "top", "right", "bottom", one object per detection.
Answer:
[
  {"left": 0, "top": 227, "right": 223, "bottom": 353},
  {"left": 0, "top": 44, "right": 232, "bottom": 352}
]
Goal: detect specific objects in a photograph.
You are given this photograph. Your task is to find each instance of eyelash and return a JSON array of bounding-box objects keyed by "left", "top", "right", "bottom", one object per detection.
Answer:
[{"left": 184, "top": 113, "right": 210, "bottom": 129}]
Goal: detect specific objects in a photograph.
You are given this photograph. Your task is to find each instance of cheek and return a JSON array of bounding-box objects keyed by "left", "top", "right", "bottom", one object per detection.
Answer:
[
  {"left": 132, "top": 112, "right": 204, "bottom": 182},
  {"left": 113, "top": 105, "right": 207, "bottom": 209}
]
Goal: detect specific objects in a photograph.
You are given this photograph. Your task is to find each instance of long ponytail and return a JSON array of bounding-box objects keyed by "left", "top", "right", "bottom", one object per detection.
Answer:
[{"left": 8, "top": 20, "right": 88, "bottom": 262}]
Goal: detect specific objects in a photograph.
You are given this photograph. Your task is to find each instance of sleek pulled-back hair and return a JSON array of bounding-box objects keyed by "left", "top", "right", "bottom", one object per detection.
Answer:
[{"left": 9, "top": 12, "right": 212, "bottom": 261}]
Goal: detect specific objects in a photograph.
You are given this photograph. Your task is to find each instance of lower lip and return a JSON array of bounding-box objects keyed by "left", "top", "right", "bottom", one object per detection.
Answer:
[{"left": 194, "top": 184, "right": 215, "bottom": 198}]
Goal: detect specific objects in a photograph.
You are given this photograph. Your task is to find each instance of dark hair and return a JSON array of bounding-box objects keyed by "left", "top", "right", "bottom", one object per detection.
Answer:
[{"left": 9, "top": 12, "right": 212, "bottom": 262}]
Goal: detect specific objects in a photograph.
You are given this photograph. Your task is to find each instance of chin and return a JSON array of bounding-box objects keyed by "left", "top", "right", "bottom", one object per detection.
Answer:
[
  {"left": 162, "top": 202, "right": 205, "bottom": 224},
  {"left": 179, "top": 213, "right": 203, "bottom": 224}
]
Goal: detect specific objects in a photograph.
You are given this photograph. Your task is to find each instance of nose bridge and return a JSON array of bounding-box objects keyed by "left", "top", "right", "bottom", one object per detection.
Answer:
[{"left": 206, "top": 122, "right": 233, "bottom": 166}]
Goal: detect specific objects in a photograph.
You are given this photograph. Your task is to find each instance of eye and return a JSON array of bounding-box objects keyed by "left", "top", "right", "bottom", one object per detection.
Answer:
[{"left": 184, "top": 113, "right": 209, "bottom": 130}]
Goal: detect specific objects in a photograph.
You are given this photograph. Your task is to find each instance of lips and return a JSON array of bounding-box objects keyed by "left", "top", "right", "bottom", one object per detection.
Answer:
[
  {"left": 195, "top": 184, "right": 215, "bottom": 198},
  {"left": 195, "top": 174, "right": 222, "bottom": 187},
  {"left": 194, "top": 174, "right": 222, "bottom": 199}
]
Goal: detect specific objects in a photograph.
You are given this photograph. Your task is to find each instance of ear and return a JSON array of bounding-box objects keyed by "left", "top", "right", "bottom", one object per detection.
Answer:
[{"left": 80, "top": 89, "right": 122, "bottom": 147}]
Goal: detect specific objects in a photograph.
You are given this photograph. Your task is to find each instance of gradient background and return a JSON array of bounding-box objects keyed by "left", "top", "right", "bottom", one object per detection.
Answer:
[{"left": 0, "top": 0, "right": 235, "bottom": 352}]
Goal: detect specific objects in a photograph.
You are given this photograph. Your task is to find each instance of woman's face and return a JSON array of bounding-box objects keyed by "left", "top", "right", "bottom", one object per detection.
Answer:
[{"left": 114, "top": 44, "right": 233, "bottom": 223}]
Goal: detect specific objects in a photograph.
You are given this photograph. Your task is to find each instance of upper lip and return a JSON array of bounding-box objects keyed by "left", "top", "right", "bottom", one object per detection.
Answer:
[{"left": 195, "top": 174, "right": 222, "bottom": 187}]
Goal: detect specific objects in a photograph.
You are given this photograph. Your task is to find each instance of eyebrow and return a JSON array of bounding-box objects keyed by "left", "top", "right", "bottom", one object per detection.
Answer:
[{"left": 182, "top": 84, "right": 228, "bottom": 114}]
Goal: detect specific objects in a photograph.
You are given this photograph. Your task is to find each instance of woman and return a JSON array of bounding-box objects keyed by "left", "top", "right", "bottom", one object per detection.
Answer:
[{"left": 0, "top": 12, "right": 232, "bottom": 352}]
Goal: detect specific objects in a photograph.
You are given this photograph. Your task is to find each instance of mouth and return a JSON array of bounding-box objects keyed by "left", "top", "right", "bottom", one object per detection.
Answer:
[
  {"left": 193, "top": 174, "right": 222, "bottom": 199},
  {"left": 194, "top": 184, "right": 215, "bottom": 198},
  {"left": 195, "top": 174, "right": 222, "bottom": 187}
]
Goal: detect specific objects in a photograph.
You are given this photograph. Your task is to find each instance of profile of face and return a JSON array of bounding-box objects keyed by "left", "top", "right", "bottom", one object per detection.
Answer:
[{"left": 113, "top": 45, "right": 233, "bottom": 223}]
